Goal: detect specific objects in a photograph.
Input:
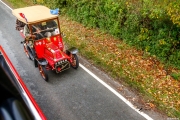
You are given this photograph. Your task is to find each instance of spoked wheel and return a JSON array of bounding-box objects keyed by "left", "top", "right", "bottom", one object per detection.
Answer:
[
  {"left": 70, "top": 54, "right": 79, "bottom": 69},
  {"left": 29, "top": 48, "right": 35, "bottom": 61},
  {"left": 38, "top": 64, "right": 48, "bottom": 82},
  {"left": 23, "top": 44, "right": 35, "bottom": 61},
  {"left": 23, "top": 44, "right": 30, "bottom": 59}
]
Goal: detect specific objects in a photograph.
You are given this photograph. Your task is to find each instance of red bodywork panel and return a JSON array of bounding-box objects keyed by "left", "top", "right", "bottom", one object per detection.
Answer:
[
  {"left": 34, "top": 35, "right": 64, "bottom": 59},
  {"left": 34, "top": 35, "right": 71, "bottom": 70}
]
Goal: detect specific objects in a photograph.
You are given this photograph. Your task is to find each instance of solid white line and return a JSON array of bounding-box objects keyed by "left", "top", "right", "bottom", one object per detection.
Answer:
[
  {"left": 80, "top": 64, "right": 153, "bottom": 120},
  {"left": 0, "top": 0, "right": 12, "bottom": 10},
  {"left": 0, "top": 1, "right": 153, "bottom": 119}
]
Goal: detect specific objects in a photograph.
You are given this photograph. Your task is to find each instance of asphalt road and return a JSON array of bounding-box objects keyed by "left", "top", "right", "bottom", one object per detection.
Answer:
[{"left": 0, "top": 2, "right": 148, "bottom": 120}]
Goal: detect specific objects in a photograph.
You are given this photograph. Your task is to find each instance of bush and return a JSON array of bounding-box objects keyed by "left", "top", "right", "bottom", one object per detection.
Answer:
[{"left": 38, "top": 0, "right": 180, "bottom": 68}]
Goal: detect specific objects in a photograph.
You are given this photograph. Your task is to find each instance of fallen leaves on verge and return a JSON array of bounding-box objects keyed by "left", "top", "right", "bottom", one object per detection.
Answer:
[
  {"left": 145, "top": 103, "right": 156, "bottom": 110},
  {"left": 59, "top": 15, "right": 180, "bottom": 115}
]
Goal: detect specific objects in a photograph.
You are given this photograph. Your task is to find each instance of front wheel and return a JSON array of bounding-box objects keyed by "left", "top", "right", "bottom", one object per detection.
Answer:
[
  {"left": 38, "top": 64, "right": 48, "bottom": 82},
  {"left": 70, "top": 54, "right": 79, "bottom": 69}
]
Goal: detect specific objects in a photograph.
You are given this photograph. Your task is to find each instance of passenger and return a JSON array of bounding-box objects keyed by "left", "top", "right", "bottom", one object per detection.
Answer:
[
  {"left": 44, "top": 20, "right": 58, "bottom": 37},
  {"left": 16, "top": 19, "right": 25, "bottom": 32}
]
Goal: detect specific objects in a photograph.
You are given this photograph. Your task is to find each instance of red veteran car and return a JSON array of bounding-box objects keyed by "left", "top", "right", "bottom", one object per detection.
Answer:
[{"left": 12, "top": 5, "right": 79, "bottom": 81}]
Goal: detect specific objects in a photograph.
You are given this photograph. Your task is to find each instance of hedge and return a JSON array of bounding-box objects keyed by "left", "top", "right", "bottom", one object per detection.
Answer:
[{"left": 41, "top": 0, "right": 180, "bottom": 69}]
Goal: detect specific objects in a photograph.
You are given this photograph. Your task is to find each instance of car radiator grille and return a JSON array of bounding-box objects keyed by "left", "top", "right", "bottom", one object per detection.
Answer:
[{"left": 55, "top": 61, "right": 70, "bottom": 73}]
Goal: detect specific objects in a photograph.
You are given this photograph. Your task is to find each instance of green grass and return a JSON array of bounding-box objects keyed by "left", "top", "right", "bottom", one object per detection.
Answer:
[
  {"left": 3, "top": 0, "right": 33, "bottom": 8},
  {"left": 171, "top": 72, "right": 180, "bottom": 81}
]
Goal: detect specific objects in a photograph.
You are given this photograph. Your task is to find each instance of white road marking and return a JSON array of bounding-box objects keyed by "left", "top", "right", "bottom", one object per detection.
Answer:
[
  {"left": 0, "top": 0, "right": 12, "bottom": 10},
  {"left": 0, "top": 0, "right": 153, "bottom": 119},
  {"left": 80, "top": 64, "right": 153, "bottom": 120}
]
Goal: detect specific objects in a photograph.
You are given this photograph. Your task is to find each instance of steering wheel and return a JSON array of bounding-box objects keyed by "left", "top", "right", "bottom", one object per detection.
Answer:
[{"left": 33, "top": 32, "right": 44, "bottom": 40}]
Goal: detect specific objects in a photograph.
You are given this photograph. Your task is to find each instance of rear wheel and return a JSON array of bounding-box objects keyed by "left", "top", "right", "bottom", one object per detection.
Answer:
[
  {"left": 70, "top": 54, "right": 79, "bottom": 69},
  {"left": 38, "top": 64, "right": 48, "bottom": 82},
  {"left": 29, "top": 48, "right": 35, "bottom": 61},
  {"left": 23, "top": 44, "right": 35, "bottom": 61}
]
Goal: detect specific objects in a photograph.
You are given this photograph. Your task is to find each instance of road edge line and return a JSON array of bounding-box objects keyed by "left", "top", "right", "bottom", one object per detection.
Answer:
[
  {"left": 0, "top": 0, "right": 12, "bottom": 10},
  {"left": 80, "top": 63, "right": 153, "bottom": 120}
]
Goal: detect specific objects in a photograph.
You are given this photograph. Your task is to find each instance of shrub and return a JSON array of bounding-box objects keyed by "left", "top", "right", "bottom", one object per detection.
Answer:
[{"left": 38, "top": 0, "right": 180, "bottom": 68}]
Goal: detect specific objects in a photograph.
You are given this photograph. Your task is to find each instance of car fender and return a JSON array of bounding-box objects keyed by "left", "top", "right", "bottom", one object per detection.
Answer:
[
  {"left": 36, "top": 59, "right": 48, "bottom": 66},
  {"left": 66, "top": 47, "right": 78, "bottom": 55}
]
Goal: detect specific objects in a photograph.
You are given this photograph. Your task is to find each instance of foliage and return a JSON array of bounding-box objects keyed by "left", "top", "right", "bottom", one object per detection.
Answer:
[
  {"left": 36, "top": 0, "right": 180, "bottom": 69},
  {"left": 171, "top": 72, "right": 180, "bottom": 81},
  {"left": 59, "top": 16, "right": 180, "bottom": 118},
  {"left": 167, "top": 1, "right": 180, "bottom": 26},
  {"left": 4, "top": 0, "right": 32, "bottom": 8}
]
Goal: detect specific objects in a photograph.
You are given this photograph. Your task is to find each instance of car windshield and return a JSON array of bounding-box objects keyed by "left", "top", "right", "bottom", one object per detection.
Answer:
[{"left": 31, "top": 19, "right": 60, "bottom": 40}]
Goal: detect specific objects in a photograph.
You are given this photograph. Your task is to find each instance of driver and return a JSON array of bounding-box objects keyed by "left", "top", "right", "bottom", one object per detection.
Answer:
[{"left": 23, "top": 24, "right": 44, "bottom": 40}]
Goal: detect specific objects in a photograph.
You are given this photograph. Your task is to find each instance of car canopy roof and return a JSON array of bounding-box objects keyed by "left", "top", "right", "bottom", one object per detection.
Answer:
[{"left": 12, "top": 5, "right": 58, "bottom": 24}]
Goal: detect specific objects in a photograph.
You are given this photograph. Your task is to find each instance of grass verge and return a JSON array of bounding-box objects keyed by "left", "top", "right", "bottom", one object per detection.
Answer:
[{"left": 60, "top": 16, "right": 180, "bottom": 118}]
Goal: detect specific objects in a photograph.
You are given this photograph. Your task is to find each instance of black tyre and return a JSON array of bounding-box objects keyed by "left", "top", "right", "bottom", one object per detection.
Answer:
[
  {"left": 38, "top": 64, "right": 48, "bottom": 82},
  {"left": 29, "top": 48, "right": 36, "bottom": 61},
  {"left": 34, "top": 59, "right": 38, "bottom": 67},
  {"left": 71, "top": 54, "right": 79, "bottom": 69}
]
